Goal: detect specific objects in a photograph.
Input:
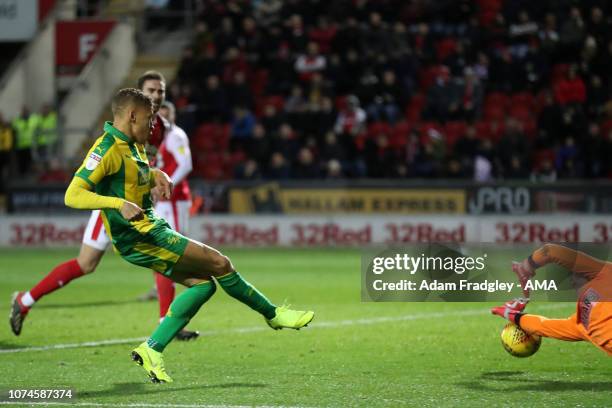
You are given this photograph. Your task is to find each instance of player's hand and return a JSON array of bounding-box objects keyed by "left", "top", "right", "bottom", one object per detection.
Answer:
[
  {"left": 150, "top": 186, "right": 162, "bottom": 203},
  {"left": 491, "top": 298, "right": 529, "bottom": 323},
  {"left": 153, "top": 169, "right": 173, "bottom": 200},
  {"left": 512, "top": 259, "right": 536, "bottom": 297},
  {"left": 120, "top": 200, "right": 144, "bottom": 221}
]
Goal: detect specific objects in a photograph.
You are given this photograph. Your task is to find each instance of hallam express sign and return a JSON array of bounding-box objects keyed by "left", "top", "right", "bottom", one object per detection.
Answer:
[{"left": 55, "top": 20, "right": 115, "bottom": 66}]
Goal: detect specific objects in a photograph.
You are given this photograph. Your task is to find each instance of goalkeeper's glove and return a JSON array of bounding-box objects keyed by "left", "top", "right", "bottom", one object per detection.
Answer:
[
  {"left": 512, "top": 259, "right": 536, "bottom": 297},
  {"left": 491, "top": 298, "right": 529, "bottom": 324}
]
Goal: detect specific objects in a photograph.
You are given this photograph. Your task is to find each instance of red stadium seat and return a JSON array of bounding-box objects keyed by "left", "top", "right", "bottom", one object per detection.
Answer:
[
  {"left": 444, "top": 121, "right": 467, "bottom": 147},
  {"left": 250, "top": 69, "right": 269, "bottom": 97},
  {"left": 510, "top": 105, "right": 532, "bottom": 122},
  {"left": 405, "top": 93, "right": 426, "bottom": 121},
  {"left": 367, "top": 122, "right": 392, "bottom": 139},
  {"left": 485, "top": 92, "right": 509, "bottom": 109},
  {"left": 510, "top": 92, "right": 535, "bottom": 111},
  {"left": 389, "top": 121, "right": 412, "bottom": 148},
  {"left": 484, "top": 104, "right": 505, "bottom": 120},
  {"left": 436, "top": 38, "right": 457, "bottom": 61}
]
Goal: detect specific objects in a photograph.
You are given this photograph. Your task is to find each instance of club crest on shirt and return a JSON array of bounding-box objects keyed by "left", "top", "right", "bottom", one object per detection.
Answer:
[
  {"left": 137, "top": 165, "right": 149, "bottom": 185},
  {"left": 85, "top": 152, "right": 102, "bottom": 170}
]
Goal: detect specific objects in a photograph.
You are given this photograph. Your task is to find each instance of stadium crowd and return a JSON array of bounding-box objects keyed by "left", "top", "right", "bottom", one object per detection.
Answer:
[
  {"left": 167, "top": 0, "right": 612, "bottom": 181},
  {"left": 0, "top": 0, "right": 611, "bottom": 186}
]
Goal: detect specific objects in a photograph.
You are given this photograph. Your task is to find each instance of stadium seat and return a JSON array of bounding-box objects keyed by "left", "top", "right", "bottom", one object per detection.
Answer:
[
  {"left": 367, "top": 122, "right": 392, "bottom": 139},
  {"left": 444, "top": 121, "right": 467, "bottom": 147},
  {"left": 389, "top": 121, "right": 412, "bottom": 148},
  {"left": 405, "top": 93, "right": 426, "bottom": 121},
  {"left": 485, "top": 92, "right": 509, "bottom": 109},
  {"left": 510, "top": 92, "right": 535, "bottom": 111}
]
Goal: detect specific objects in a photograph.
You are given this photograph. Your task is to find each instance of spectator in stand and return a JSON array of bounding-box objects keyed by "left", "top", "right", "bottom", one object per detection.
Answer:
[
  {"left": 334, "top": 95, "right": 366, "bottom": 161},
  {"left": 293, "top": 147, "right": 320, "bottom": 179},
  {"left": 234, "top": 158, "right": 262, "bottom": 180},
  {"left": 230, "top": 106, "right": 256, "bottom": 151},
  {"left": 12, "top": 106, "right": 38, "bottom": 176},
  {"left": 295, "top": 41, "right": 327, "bottom": 82},
  {"left": 497, "top": 118, "right": 529, "bottom": 178},
  {"left": 424, "top": 66, "right": 461, "bottom": 122},
  {"left": 266, "top": 152, "right": 291, "bottom": 179},
  {"left": 366, "top": 70, "right": 406, "bottom": 124},
  {"left": 226, "top": 71, "right": 254, "bottom": 110},
  {"left": 249, "top": 124, "right": 271, "bottom": 168},
  {"left": 554, "top": 66, "right": 586, "bottom": 106},
  {"left": 560, "top": 7, "right": 586, "bottom": 60},
  {"left": 457, "top": 67, "right": 484, "bottom": 120},
  {"left": 325, "top": 159, "right": 344, "bottom": 179},
  {"left": 271, "top": 123, "right": 299, "bottom": 160},
  {"left": 585, "top": 75, "right": 607, "bottom": 119},
  {"left": 200, "top": 75, "right": 229, "bottom": 121},
  {"left": 309, "top": 16, "right": 337, "bottom": 54},
  {"left": 539, "top": 13, "right": 560, "bottom": 60},
  {"left": 261, "top": 104, "right": 283, "bottom": 133},
  {"left": 531, "top": 158, "right": 557, "bottom": 182},
  {"left": 556, "top": 136, "right": 583, "bottom": 178},
  {"left": 537, "top": 91, "right": 563, "bottom": 147},
  {"left": 454, "top": 125, "right": 480, "bottom": 172}
]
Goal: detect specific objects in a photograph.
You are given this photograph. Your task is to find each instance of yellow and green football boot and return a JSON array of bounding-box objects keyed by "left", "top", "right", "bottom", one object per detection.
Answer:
[{"left": 130, "top": 342, "right": 173, "bottom": 383}]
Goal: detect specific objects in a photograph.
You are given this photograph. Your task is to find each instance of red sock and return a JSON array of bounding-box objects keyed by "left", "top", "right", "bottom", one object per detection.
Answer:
[
  {"left": 30, "top": 259, "right": 84, "bottom": 301},
  {"left": 155, "top": 272, "right": 175, "bottom": 318}
]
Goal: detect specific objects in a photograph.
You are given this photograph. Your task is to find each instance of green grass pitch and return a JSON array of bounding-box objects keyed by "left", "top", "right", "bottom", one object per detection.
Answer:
[{"left": 0, "top": 248, "right": 610, "bottom": 407}]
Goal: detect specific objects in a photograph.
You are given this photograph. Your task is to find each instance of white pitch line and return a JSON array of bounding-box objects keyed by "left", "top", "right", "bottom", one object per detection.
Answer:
[
  {"left": 0, "top": 303, "right": 572, "bottom": 355},
  {"left": 0, "top": 402, "right": 310, "bottom": 408}
]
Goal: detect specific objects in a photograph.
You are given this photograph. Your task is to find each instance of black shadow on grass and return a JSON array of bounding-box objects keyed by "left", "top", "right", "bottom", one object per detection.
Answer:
[
  {"left": 0, "top": 341, "right": 24, "bottom": 350},
  {"left": 36, "top": 299, "right": 142, "bottom": 309},
  {"left": 457, "top": 371, "right": 612, "bottom": 393},
  {"left": 78, "top": 382, "right": 267, "bottom": 399}
]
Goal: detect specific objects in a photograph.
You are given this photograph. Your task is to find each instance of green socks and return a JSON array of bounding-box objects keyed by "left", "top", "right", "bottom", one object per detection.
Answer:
[
  {"left": 147, "top": 280, "right": 216, "bottom": 352},
  {"left": 217, "top": 272, "right": 276, "bottom": 320}
]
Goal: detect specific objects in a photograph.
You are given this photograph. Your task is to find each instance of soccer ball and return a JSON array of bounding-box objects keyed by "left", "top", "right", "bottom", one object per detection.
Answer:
[{"left": 500, "top": 322, "right": 541, "bottom": 358}]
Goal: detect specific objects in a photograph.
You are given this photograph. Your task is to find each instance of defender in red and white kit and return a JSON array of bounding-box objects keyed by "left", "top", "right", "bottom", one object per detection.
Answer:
[
  {"left": 10, "top": 71, "right": 198, "bottom": 340},
  {"left": 154, "top": 101, "right": 193, "bottom": 235}
]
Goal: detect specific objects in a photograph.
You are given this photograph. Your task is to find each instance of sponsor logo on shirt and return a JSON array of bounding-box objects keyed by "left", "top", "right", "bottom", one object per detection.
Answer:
[{"left": 85, "top": 152, "right": 102, "bottom": 170}]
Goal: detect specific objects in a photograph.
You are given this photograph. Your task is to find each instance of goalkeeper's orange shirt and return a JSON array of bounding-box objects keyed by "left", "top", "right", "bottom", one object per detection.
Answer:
[{"left": 532, "top": 244, "right": 612, "bottom": 354}]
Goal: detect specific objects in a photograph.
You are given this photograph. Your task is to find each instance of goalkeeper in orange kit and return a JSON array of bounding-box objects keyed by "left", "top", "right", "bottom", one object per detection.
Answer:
[{"left": 491, "top": 243, "right": 612, "bottom": 356}]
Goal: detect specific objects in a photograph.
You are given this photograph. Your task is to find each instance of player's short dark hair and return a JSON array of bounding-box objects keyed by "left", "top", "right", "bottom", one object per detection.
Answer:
[
  {"left": 111, "top": 88, "right": 153, "bottom": 115},
  {"left": 137, "top": 70, "right": 166, "bottom": 90}
]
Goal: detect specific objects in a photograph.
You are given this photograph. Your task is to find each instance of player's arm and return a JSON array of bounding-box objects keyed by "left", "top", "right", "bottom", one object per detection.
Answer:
[
  {"left": 65, "top": 177, "right": 142, "bottom": 221},
  {"left": 516, "top": 244, "right": 605, "bottom": 280},
  {"left": 65, "top": 138, "right": 143, "bottom": 221},
  {"left": 166, "top": 128, "right": 193, "bottom": 185},
  {"left": 150, "top": 168, "right": 173, "bottom": 200}
]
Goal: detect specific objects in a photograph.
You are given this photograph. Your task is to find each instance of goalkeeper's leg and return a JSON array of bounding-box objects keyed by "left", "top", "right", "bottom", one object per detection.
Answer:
[{"left": 517, "top": 313, "right": 584, "bottom": 341}]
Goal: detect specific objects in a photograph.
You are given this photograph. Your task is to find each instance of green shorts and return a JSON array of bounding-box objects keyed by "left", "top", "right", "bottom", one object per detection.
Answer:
[{"left": 115, "top": 219, "right": 189, "bottom": 276}]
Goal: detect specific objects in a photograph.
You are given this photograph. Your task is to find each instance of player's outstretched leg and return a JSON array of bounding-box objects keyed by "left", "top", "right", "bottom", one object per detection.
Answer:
[
  {"left": 9, "top": 245, "right": 103, "bottom": 335},
  {"left": 172, "top": 240, "right": 315, "bottom": 330},
  {"left": 131, "top": 279, "right": 216, "bottom": 383},
  {"left": 155, "top": 272, "right": 200, "bottom": 341}
]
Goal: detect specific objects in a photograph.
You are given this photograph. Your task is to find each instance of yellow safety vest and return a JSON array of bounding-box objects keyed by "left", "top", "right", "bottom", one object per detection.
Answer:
[
  {"left": 38, "top": 112, "right": 58, "bottom": 146},
  {"left": 12, "top": 115, "right": 40, "bottom": 149}
]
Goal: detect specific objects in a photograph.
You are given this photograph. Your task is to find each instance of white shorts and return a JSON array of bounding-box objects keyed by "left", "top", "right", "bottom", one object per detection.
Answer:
[
  {"left": 154, "top": 200, "right": 191, "bottom": 234},
  {"left": 82, "top": 209, "right": 111, "bottom": 251}
]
